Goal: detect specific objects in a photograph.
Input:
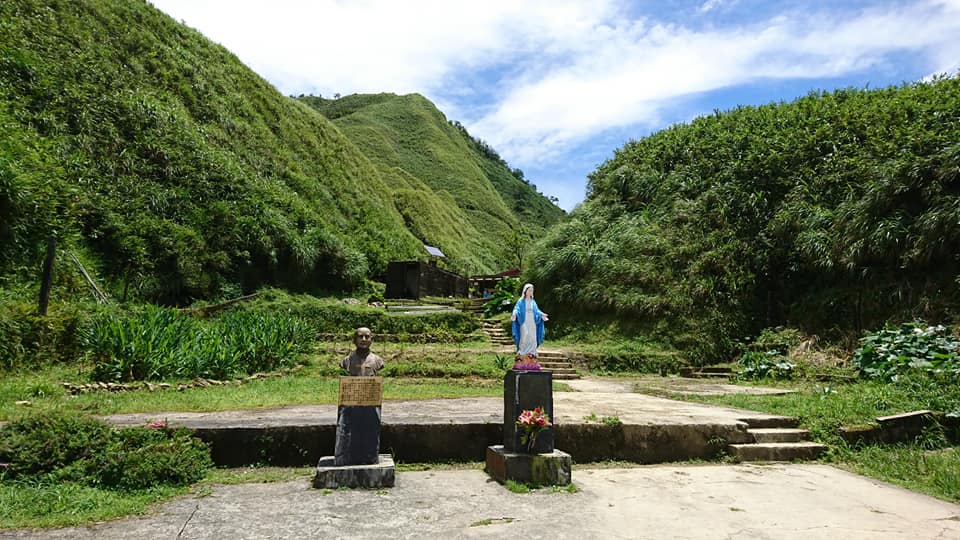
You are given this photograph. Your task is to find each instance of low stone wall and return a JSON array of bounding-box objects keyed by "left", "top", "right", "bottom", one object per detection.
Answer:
[
  {"left": 189, "top": 421, "right": 753, "bottom": 467},
  {"left": 839, "top": 411, "right": 960, "bottom": 446}
]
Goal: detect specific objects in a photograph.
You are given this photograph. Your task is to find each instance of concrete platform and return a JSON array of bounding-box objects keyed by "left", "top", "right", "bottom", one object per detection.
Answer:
[
  {"left": 313, "top": 454, "right": 395, "bottom": 489},
  {"left": 485, "top": 446, "right": 572, "bottom": 486},
  {"left": 4, "top": 465, "right": 958, "bottom": 539},
  {"left": 102, "top": 386, "right": 798, "bottom": 466}
]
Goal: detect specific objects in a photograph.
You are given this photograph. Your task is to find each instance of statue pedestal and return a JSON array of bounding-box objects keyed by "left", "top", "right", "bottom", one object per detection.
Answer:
[
  {"left": 314, "top": 377, "right": 394, "bottom": 488},
  {"left": 487, "top": 369, "right": 571, "bottom": 486},
  {"left": 313, "top": 454, "right": 395, "bottom": 489},
  {"left": 334, "top": 406, "right": 381, "bottom": 465},
  {"left": 485, "top": 446, "right": 571, "bottom": 486},
  {"left": 503, "top": 370, "right": 554, "bottom": 453}
]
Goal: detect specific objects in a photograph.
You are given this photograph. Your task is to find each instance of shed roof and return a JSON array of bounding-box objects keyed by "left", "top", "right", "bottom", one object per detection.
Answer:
[{"left": 424, "top": 245, "right": 445, "bottom": 258}]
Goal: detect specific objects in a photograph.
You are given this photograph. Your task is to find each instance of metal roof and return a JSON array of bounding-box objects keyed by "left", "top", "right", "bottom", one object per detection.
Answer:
[{"left": 424, "top": 245, "right": 445, "bottom": 258}]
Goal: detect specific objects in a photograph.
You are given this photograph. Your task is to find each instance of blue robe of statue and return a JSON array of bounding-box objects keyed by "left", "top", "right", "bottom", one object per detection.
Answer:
[{"left": 512, "top": 298, "right": 545, "bottom": 355}]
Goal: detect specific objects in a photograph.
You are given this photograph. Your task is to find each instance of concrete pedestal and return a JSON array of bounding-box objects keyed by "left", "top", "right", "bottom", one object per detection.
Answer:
[
  {"left": 334, "top": 405, "right": 381, "bottom": 466},
  {"left": 313, "top": 454, "right": 395, "bottom": 489},
  {"left": 503, "top": 370, "right": 554, "bottom": 453},
  {"left": 485, "top": 445, "right": 571, "bottom": 486}
]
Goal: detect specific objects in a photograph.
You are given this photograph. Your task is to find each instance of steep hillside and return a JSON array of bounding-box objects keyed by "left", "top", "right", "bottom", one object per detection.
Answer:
[
  {"left": 0, "top": 0, "right": 547, "bottom": 304},
  {"left": 299, "top": 93, "right": 565, "bottom": 274},
  {"left": 528, "top": 77, "right": 960, "bottom": 361}
]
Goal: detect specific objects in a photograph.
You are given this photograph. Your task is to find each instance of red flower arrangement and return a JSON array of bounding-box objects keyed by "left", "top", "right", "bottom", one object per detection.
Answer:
[{"left": 516, "top": 406, "right": 552, "bottom": 452}]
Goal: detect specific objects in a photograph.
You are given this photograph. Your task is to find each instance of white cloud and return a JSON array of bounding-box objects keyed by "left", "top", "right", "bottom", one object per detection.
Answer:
[
  {"left": 149, "top": 0, "right": 960, "bottom": 207},
  {"left": 149, "top": 0, "right": 621, "bottom": 96},
  {"left": 468, "top": 1, "right": 960, "bottom": 165},
  {"left": 698, "top": 0, "right": 732, "bottom": 14}
]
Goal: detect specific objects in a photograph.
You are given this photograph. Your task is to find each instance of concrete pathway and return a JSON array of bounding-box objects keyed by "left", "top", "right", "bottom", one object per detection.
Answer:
[
  {"left": 565, "top": 375, "right": 796, "bottom": 396},
  {"left": 3, "top": 464, "right": 958, "bottom": 539},
  {"left": 103, "top": 389, "right": 793, "bottom": 428}
]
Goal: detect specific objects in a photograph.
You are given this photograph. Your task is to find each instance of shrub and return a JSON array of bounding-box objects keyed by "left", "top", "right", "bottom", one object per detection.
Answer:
[
  {"left": 483, "top": 278, "right": 521, "bottom": 317},
  {"left": 85, "top": 305, "right": 312, "bottom": 381},
  {"left": 854, "top": 321, "right": 960, "bottom": 382},
  {"left": 737, "top": 350, "right": 796, "bottom": 380},
  {"left": 753, "top": 326, "right": 803, "bottom": 353},
  {"left": 248, "top": 288, "right": 479, "bottom": 335},
  {"left": 0, "top": 413, "right": 212, "bottom": 490},
  {"left": 0, "top": 293, "right": 98, "bottom": 370}
]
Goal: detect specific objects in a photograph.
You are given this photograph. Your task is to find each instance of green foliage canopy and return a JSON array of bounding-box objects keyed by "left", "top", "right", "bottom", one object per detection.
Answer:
[{"left": 528, "top": 77, "right": 960, "bottom": 361}]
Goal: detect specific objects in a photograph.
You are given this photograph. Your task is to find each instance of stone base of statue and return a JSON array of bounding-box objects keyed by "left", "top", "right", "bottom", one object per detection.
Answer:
[
  {"left": 313, "top": 376, "right": 394, "bottom": 489},
  {"left": 313, "top": 454, "right": 395, "bottom": 489},
  {"left": 485, "top": 369, "right": 571, "bottom": 486},
  {"left": 484, "top": 445, "right": 571, "bottom": 486},
  {"left": 503, "top": 369, "right": 555, "bottom": 452}
]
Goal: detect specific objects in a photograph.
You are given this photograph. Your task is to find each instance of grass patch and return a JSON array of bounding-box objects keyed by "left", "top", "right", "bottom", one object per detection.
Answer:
[
  {"left": 836, "top": 446, "right": 960, "bottom": 501},
  {"left": 503, "top": 480, "right": 531, "bottom": 493},
  {"left": 0, "top": 481, "right": 186, "bottom": 530},
  {"left": 0, "top": 361, "right": 504, "bottom": 421},
  {"left": 669, "top": 379, "right": 956, "bottom": 441},
  {"left": 470, "top": 517, "right": 516, "bottom": 527}
]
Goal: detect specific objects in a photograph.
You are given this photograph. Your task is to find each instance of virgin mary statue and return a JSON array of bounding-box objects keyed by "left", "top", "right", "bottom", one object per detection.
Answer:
[{"left": 511, "top": 283, "right": 549, "bottom": 358}]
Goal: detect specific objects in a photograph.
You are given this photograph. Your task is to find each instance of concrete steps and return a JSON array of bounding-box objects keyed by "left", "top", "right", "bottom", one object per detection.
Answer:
[
  {"left": 463, "top": 298, "right": 486, "bottom": 314},
  {"left": 680, "top": 366, "right": 734, "bottom": 379},
  {"left": 727, "top": 441, "right": 827, "bottom": 461},
  {"left": 536, "top": 351, "right": 580, "bottom": 380},
  {"left": 727, "top": 418, "right": 826, "bottom": 461},
  {"left": 480, "top": 319, "right": 513, "bottom": 346},
  {"left": 476, "top": 320, "right": 580, "bottom": 380}
]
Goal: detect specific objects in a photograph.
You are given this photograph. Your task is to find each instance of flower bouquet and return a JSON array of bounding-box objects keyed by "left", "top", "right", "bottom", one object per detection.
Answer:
[
  {"left": 512, "top": 353, "right": 541, "bottom": 371},
  {"left": 516, "top": 406, "right": 552, "bottom": 453}
]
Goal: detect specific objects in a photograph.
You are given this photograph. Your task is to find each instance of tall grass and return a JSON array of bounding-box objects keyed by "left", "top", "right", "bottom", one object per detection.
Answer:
[{"left": 84, "top": 306, "right": 312, "bottom": 382}]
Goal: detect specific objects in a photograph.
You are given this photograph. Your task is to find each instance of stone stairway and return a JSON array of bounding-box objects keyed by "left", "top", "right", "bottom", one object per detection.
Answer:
[
  {"left": 679, "top": 366, "right": 733, "bottom": 379},
  {"left": 480, "top": 318, "right": 514, "bottom": 346},
  {"left": 727, "top": 417, "right": 827, "bottom": 461},
  {"left": 463, "top": 297, "right": 486, "bottom": 315},
  {"left": 537, "top": 350, "right": 580, "bottom": 380}
]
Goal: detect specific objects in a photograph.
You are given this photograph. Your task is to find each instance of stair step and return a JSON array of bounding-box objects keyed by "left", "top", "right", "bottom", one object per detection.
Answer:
[
  {"left": 739, "top": 417, "right": 800, "bottom": 429},
  {"left": 538, "top": 363, "right": 573, "bottom": 369},
  {"left": 553, "top": 373, "right": 581, "bottom": 380},
  {"left": 748, "top": 428, "right": 810, "bottom": 443},
  {"left": 726, "top": 442, "right": 826, "bottom": 461}
]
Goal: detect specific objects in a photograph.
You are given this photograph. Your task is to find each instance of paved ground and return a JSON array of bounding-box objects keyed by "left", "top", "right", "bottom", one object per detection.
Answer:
[
  {"left": 3, "top": 464, "right": 958, "bottom": 539},
  {"left": 103, "top": 379, "right": 795, "bottom": 429}
]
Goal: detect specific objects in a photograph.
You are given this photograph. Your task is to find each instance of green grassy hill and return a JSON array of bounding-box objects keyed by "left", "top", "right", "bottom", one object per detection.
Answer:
[
  {"left": 527, "top": 77, "right": 960, "bottom": 361},
  {"left": 0, "top": 0, "right": 560, "bottom": 304},
  {"left": 299, "top": 93, "right": 565, "bottom": 275}
]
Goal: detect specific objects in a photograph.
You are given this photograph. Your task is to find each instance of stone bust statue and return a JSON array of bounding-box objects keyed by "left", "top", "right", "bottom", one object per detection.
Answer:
[{"left": 341, "top": 327, "right": 384, "bottom": 376}]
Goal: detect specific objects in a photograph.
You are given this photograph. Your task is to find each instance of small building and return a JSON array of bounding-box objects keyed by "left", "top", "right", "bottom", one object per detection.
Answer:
[
  {"left": 469, "top": 268, "right": 521, "bottom": 298},
  {"left": 384, "top": 245, "right": 468, "bottom": 299}
]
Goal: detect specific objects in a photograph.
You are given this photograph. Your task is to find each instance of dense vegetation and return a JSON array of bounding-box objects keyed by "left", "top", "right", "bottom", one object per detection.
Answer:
[
  {"left": 529, "top": 76, "right": 960, "bottom": 362},
  {"left": 0, "top": 412, "right": 211, "bottom": 490},
  {"left": 298, "top": 93, "right": 564, "bottom": 275},
  {"left": 0, "top": 0, "right": 559, "bottom": 309}
]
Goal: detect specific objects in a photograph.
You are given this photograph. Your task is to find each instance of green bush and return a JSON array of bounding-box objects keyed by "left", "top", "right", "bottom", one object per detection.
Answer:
[
  {"left": 84, "top": 305, "right": 312, "bottom": 381},
  {"left": 854, "top": 321, "right": 960, "bottom": 382},
  {"left": 0, "top": 293, "right": 97, "bottom": 370},
  {"left": 380, "top": 358, "right": 500, "bottom": 378},
  {"left": 248, "top": 289, "right": 479, "bottom": 335},
  {"left": 753, "top": 326, "right": 803, "bottom": 352},
  {"left": 0, "top": 412, "right": 212, "bottom": 490},
  {"left": 737, "top": 350, "right": 796, "bottom": 380},
  {"left": 483, "top": 278, "right": 521, "bottom": 317}
]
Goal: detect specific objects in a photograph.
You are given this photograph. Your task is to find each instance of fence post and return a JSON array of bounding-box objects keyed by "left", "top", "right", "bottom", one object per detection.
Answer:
[{"left": 38, "top": 235, "right": 56, "bottom": 316}]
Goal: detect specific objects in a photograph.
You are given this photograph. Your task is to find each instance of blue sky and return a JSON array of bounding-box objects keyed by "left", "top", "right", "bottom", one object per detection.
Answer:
[{"left": 150, "top": 0, "right": 960, "bottom": 211}]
